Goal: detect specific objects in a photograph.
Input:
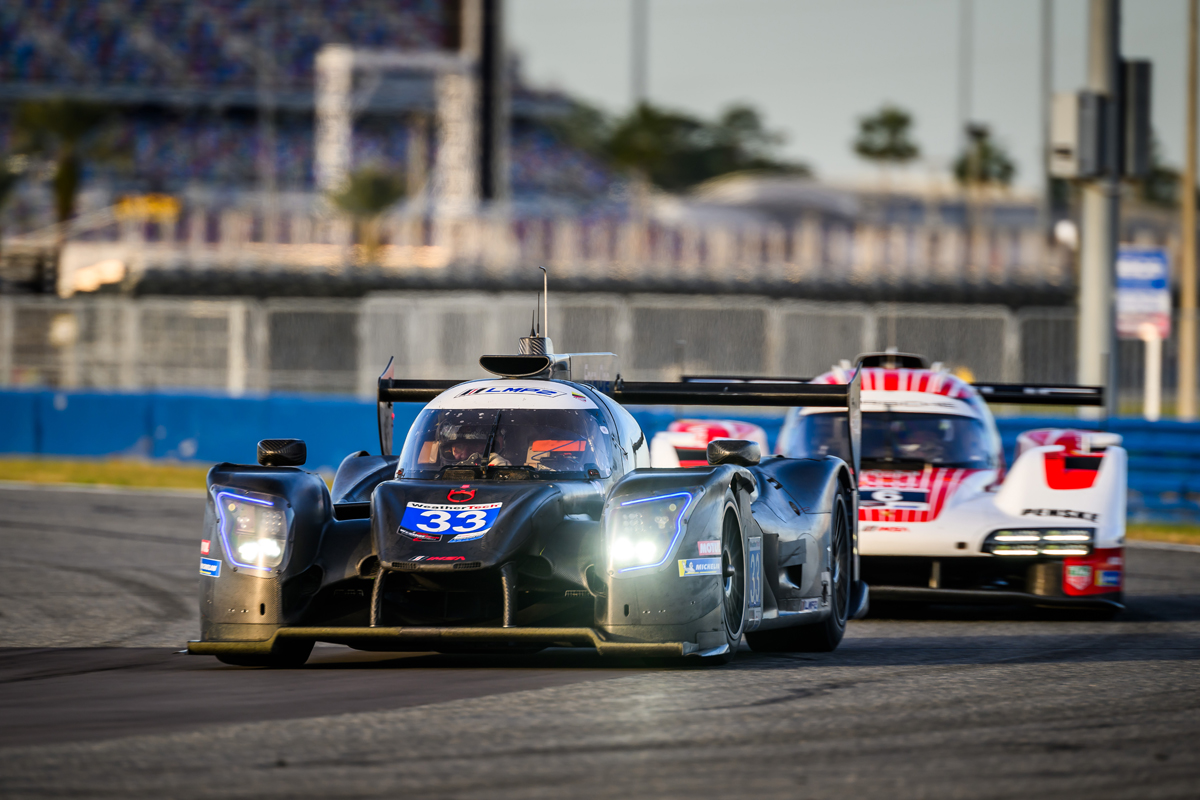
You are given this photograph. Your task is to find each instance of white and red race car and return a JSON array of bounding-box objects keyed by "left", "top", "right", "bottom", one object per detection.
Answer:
[
  {"left": 650, "top": 419, "right": 771, "bottom": 468},
  {"left": 776, "top": 353, "right": 1126, "bottom": 613}
]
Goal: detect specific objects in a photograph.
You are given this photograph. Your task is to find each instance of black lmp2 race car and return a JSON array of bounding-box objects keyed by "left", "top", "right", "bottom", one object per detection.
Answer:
[{"left": 188, "top": 332, "right": 869, "bottom": 666}]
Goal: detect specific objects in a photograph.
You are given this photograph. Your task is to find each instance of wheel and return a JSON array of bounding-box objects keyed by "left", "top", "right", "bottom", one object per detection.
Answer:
[
  {"left": 216, "top": 639, "right": 313, "bottom": 668},
  {"left": 746, "top": 485, "right": 851, "bottom": 653},
  {"left": 698, "top": 494, "right": 747, "bottom": 665}
]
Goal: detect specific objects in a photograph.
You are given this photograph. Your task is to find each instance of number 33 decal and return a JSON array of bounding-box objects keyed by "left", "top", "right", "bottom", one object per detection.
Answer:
[{"left": 416, "top": 509, "right": 489, "bottom": 533}]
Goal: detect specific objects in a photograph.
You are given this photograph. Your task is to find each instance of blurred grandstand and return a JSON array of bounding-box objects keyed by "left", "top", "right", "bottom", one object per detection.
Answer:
[{"left": 0, "top": 0, "right": 1179, "bottom": 305}]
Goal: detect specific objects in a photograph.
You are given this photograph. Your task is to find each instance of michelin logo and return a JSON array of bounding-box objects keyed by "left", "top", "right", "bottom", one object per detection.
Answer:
[{"left": 678, "top": 558, "right": 722, "bottom": 577}]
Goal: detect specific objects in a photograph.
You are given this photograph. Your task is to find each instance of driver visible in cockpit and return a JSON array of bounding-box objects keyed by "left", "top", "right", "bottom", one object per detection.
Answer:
[{"left": 445, "top": 429, "right": 511, "bottom": 467}]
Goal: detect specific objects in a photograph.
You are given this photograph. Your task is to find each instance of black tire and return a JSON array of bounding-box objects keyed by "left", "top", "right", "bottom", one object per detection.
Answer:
[
  {"left": 699, "top": 496, "right": 747, "bottom": 665},
  {"left": 216, "top": 639, "right": 313, "bottom": 668},
  {"left": 747, "top": 485, "right": 851, "bottom": 653}
]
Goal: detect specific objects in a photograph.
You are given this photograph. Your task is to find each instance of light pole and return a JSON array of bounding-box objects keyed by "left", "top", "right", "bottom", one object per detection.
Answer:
[
  {"left": 1076, "top": 0, "right": 1121, "bottom": 418},
  {"left": 1179, "top": 0, "right": 1198, "bottom": 421},
  {"left": 631, "top": 0, "right": 648, "bottom": 107}
]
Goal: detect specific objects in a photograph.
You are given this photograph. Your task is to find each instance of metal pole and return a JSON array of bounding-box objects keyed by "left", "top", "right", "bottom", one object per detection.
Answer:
[
  {"left": 256, "top": 0, "right": 278, "bottom": 241},
  {"left": 958, "top": 0, "right": 973, "bottom": 145},
  {"left": 1077, "top": 0, "right": 1121, "bottom": 419},
  {"left": 631, "top": 0, "right": 648, "bottom": 106},
  {"left": 1042, "top": 0, "right": 1055, "bottom": 239},
  {"left": 1141, "top": 323, "right": 1162, "bottom": 421},
  {"left": 1180, "top": 0, "right": 1198, "bottom": 420}
]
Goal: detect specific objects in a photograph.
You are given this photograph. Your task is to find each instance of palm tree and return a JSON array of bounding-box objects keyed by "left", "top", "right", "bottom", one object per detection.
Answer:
[
  {"left": 13, "top": 99, "right": 114, "bottom": 228},
  {"left": 854, "top": 105, "right": 921, "bottom": 169},
  {"left": 328, "top": 167, "right": 407, "bottom": 264}
]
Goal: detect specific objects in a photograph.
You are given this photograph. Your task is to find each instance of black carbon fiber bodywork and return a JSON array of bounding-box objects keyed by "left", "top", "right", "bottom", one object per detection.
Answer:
[{"left": 191, "top": 377, "right": 867, "bottom": 660}]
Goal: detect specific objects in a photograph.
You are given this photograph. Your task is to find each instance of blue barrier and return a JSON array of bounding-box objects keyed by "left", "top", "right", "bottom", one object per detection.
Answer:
[{"left": 1, "top": 389, "right": 1197, "bottom": 520}]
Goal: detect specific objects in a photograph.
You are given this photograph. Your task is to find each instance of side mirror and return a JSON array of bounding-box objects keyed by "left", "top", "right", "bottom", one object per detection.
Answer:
[
  {"left": 258, "top": 439, "right": 307, "bottom": 467},
  {"left": 707, "top": 439, "right": 761, "bottom": 467}
]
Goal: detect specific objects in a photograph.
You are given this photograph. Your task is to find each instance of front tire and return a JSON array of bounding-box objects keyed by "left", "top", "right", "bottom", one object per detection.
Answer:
[
  {"left": 696, "top": 496, "right": 747, "bottom": 665},
  {"left": 747, "top": 485, "right": 851, "bottom": 653}
]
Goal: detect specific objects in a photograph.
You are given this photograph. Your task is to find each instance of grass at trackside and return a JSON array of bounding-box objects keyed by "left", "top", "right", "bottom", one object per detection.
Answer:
[
  {"left": 2, "top": 458, "right": 1200, "bottom": 545},
  {"left": 0, "top": 458, "right": 210, "bottom": 491},
  {"left": 1125, "top": 523, "right": 1200, "bottom": 546}
]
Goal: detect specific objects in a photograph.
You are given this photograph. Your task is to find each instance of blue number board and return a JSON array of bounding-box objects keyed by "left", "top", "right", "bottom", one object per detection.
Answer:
[{"left": 399, "top": 502, "right": 504, "bottom": 542}]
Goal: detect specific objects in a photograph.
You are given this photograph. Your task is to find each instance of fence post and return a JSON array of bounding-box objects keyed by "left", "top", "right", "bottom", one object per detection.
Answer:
[
  {"left": 227, "top": 301, "right": 248, "bottom": 396},
  {"left": 1002, "top": 307, "right": 1021, "bottom": 383},
  {"left": 0, "top": 296, "right": 12, "bottom": 386},
  {"left": 118, "top": 298, "right": 140, "bottom": 389}
]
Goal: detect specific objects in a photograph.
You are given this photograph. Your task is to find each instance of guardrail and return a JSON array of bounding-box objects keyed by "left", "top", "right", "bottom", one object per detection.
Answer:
[{"left": 1, "top": 388, "right": 1197, "bottom": 521}]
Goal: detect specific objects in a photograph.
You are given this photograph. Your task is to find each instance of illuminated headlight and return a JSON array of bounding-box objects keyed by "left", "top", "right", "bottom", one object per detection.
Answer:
[
  {"left": 982, "top": 528, "right": 1094, "bottom": 557},
  {"left": 608, "top": 491, "right": 694, "bottom": 573},
  {"left": 213, "top": 488, "right": 290, "bottom": 571}
]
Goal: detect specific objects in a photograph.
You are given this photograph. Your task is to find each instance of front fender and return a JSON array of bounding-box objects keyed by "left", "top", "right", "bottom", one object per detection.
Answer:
[
  {"left": 595, "top": 465, "right": 759, "bottom": 643},
  {"left": 200, "top": 464, "right": 334, "bottom": 641}
]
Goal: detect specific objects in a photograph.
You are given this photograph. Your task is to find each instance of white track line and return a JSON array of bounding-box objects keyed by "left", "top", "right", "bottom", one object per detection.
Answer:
[
  {"left": 1126, "top": 539, "right": 1200, "bottom": 554},
  {"left": 0, "top": 480, "right": 205, "bottom": 499}
]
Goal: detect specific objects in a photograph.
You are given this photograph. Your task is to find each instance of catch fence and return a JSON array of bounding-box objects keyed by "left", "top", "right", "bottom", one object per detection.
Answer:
[{"left": 0, "top": 292, "right": 1186, "bottom": 409}]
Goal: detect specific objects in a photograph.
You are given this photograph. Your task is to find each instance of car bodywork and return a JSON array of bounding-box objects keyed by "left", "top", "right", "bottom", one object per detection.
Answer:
[
  {"left": 189, "top": 345, "right": 870, "bottom": 664},
  {"left": 650, "top": 419, "right": 771, "bottom": 468},
  {"left": 776, "top": 353, "right": 1124, "bottom": 611}
]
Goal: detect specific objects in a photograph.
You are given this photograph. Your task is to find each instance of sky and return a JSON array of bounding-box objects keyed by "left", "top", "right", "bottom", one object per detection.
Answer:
[{"left": 507, "top": 0, "right": 1191, "bottom": 192}]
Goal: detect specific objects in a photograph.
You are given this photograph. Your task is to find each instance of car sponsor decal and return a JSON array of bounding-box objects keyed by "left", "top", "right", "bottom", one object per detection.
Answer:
[
  {"left": 1022, "top": 508, "right": 1099, "bottom": 522},
  {"left": 408, "top": 555, "right": 465, "bottom": 562},
  {"left": 860, "top": 488, "right": 930, "bottom": 511},
  {"left": 447, "top": 485, "right": 475, "bottom": 503},
  {"left": 430, "top": 380, "right": 599, "bottom": 410},
  {"left": 1065, "top": 564, "right": 1092, "bottom": 591},
  {"left": 746, "top": 536, "right": 763, "bottom": 631},
  {"left": 200, "top": 539, "right": 210, "bottom": 555},
  {"left": 200, "top": 557, "right": 221, "bottom": 578},
  {"left": 697, "top": 539, "right": 721, "bottom": 556},
  {"left": 457, "top": 385, "right": 564, "bottom": 398},
  {"left": 802, "top": 598, "right": 820, "bottom": 611},
  {"left": 400, "top": 502, "right": 502, "bottom": 542},
  {"left": 398, "top": 527, "right": 442, "bottom": 542},
  {"left": 678, "top": 557, "right": 722, "bottom": 577},
  {"left": 858, "top": 467, "right": 981, "bottom": 524},
  {"left": 1095, "top": 569, "right": 1122, "bottom": 587}
]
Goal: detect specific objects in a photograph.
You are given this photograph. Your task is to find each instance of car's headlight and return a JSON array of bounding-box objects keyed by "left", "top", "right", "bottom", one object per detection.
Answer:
[
  {"left": 609, "top": 491, "right": 694, "bottom": 573},
  {"left": 213, "top": 488, "right": 290, "bottom": 572},
  {"left": 983, "top": 528, "right": 1094, "bottom": 557}
]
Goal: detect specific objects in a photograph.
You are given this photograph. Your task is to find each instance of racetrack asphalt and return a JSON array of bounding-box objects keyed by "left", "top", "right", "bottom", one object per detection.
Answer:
[{"left": 0, "top": 484, "right": 1198, "bottom": 799}]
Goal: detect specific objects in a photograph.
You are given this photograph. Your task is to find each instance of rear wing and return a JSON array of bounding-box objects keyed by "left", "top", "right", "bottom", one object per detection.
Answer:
[
  {"left": 376, "top": 358, "right": 863, "bottom": 476},
  {"left": 971, "top": 383, "right": 1104, "bottom": 406},
  {"left": 609, "top": 372, "right": 863, "bottom": 478}
]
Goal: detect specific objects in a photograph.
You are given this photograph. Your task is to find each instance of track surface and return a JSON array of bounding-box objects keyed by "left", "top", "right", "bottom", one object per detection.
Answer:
[{"left": 1, "top": 484, "right": 1198, "bottom": 799}]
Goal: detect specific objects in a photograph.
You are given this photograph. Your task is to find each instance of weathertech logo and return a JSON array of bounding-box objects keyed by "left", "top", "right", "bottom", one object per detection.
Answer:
[{"left": 1022, "top": 508, "right": 1098, "bottom": 522}]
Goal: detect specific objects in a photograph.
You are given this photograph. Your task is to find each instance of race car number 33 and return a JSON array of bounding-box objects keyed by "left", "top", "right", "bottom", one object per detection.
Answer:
[{"left": 400, "top": 502, "right": 503, "bottom": 542}]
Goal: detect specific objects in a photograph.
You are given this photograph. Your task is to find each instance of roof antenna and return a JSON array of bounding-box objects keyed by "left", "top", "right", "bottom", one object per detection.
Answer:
[
  {"left": 517, "top": 267, "right": 555, "bottom": 356},
  {"left": 539, "top": 266, "right": 548, "bottom": 340}
]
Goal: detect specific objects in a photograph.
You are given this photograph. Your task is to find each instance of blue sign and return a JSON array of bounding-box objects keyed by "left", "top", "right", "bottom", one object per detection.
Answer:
[
  {"left": 399, "top": 502, "right": 503, "bottom": 542},
  {"left": 200, "top": 557, "right": 221, "bottom": 578},
  {"left": 1117, "top": 246, "right": 1171, "bottom": 339}
]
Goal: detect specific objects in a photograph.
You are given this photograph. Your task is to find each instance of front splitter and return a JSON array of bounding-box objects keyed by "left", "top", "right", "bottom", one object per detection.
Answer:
[{"left": 188, "top": 625, "right": 696, "bottom": 658}]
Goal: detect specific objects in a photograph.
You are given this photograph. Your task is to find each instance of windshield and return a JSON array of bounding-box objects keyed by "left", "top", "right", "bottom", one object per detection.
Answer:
[
  {"left": 781, "top": 411, "right": 997, "bottom": 469},
  {"left": 398, "top": 407, "right": 614, "bottom": 480}
]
